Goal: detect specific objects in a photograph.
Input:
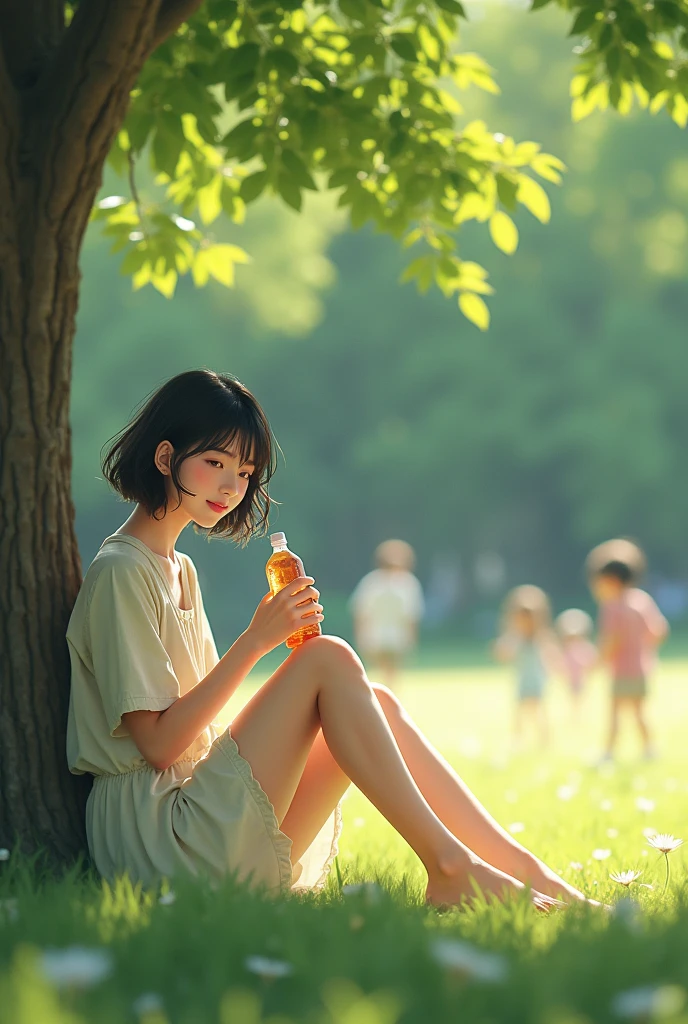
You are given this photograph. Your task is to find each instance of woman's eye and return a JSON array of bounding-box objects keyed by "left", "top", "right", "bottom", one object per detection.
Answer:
[
  {"left": 207, "top": 460, "right": 222, "bottom": 468},
  {"left": 240, "top": 471, "right": 252, "bottom": 480}
]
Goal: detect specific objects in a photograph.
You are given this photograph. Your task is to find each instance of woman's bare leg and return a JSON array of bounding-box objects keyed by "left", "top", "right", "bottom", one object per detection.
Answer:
[
  {"left": 279, "top": 683, "right": 587, "bottom": 901},
  {"left": 229, "top": 637, "right": 554, "bottom": 908},
  {"left": 279, "top": 729, "right": 349, "bottom": 862}
]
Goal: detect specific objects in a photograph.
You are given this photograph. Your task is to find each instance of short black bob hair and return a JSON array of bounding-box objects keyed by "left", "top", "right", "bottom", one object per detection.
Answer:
[{"left": 102, "top": 369, "right": 276, "bottom": 544}]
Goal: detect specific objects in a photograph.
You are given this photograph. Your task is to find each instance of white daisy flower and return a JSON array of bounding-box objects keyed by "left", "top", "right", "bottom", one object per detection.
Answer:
[
  {"left": 635, "top": 797, "right": 656, "bottom": 813},
  {"left": 557, "top": 785, "right": 577, "bottom": 801},
  {"left": 646, "top": 834, "right": 683, "bottom": 854},
  {"left": 244, "top": 956, "right": 294, "bottom": 980},
  {"left": 430, "top": 938, "right": 508, "bottom": 983},
  {"left": 647, "top": 834, "right": 683, "bottom": 891},
  {"left": 569, "top": 862, "right": 584, "bottom": 871},
  {"left": 40, "top": 947, "right": 113, "bottom": 989},
  {"left": 610, "top": 870, "right": 642, "bottom": 887},
  {"left": 592, "top": 848, "right": 612, "bottom": 860}
]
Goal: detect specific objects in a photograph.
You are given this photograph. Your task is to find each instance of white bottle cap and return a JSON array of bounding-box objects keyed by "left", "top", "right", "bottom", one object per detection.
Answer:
[{"left": 270, "top": 532, "right": 287, "bottom": 547}]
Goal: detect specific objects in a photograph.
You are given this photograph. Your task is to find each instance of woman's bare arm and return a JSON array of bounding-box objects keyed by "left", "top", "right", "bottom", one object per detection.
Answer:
[
  {"left": 124, "top": 578, "right": 323, "bottom": 771},
  {"left": 124, "top": 631, "right": 262, "bottom": 770}
]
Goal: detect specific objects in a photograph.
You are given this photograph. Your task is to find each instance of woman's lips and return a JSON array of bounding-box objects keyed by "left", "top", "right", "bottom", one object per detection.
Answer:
[{"left": 206, "top": 500, "right": 228, "bottom": 514}]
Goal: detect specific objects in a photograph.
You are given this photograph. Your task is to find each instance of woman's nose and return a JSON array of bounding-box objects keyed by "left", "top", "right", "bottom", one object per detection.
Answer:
[{"left": 223, "top": 474, "right": 240, "bottom": 497}]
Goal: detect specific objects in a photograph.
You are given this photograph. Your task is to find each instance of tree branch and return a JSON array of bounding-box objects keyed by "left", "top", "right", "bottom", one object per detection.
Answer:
[
  {"left": 28, "top": 0, "right": 162, "bottom": 223},
  {"left": 37, "top": 0, "right": 160, "bottom": 120},
  {"left": 152, "top": 0, "right": 205, "bottom": 50}
]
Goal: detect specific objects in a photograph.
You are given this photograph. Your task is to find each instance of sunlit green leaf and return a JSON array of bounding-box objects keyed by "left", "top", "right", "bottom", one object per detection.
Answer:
[
  {"left": 489, "top": 211, "right": 519, "bottom": 254},
  {"left": 459, "top": 291, "right": 490, "bottom": 330},
  {"left": 517, "top": 176, "right": 551, "bottom": 223}
]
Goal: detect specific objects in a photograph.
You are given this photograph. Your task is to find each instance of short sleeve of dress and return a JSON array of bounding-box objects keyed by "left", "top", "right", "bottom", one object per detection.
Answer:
[{"left": 87, "top": 561, "right": 181, "bottom": 737}]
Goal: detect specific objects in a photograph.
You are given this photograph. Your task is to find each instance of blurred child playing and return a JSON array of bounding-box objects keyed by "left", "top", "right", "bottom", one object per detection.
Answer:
[
  {"left": 349, "top": 539, "right": 424, "bottom": 691},
  {"left": 493, "top": 585, "right": 558, "bottom": 750},
  {"left": 586, "top": 539, "right": 668, "bottom": 761},
  {"left": 555, "top": 608, "right": 597, "bottom": 722}
]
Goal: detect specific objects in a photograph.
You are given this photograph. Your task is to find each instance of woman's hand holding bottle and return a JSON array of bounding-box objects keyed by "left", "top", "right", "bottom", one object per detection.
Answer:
[{"left": 244, "top": 578, "right": 324, "bottom": 657}]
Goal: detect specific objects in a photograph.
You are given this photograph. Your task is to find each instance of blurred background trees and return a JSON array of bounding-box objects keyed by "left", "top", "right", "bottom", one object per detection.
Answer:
[{"left": 75, "top": 0, "right": 688, "bottom": 653}]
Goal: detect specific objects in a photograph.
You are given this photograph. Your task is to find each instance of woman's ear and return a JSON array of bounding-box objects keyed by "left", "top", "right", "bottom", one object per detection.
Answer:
[{"left": 154, "top": 440, "right": 174, "bottom": 476}]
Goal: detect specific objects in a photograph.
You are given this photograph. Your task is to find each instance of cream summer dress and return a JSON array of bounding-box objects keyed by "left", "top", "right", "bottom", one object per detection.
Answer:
[{"left": 66, "top": 534, "right": 342, "bottom": 892}]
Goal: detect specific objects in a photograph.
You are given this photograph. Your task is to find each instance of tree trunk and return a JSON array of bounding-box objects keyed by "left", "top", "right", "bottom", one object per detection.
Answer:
[
  {"left": 0, "top": 301, "right": 90, "bottom": 860},
  {"left": 0, "top": 0, "right": 202, "bottom": 866}
]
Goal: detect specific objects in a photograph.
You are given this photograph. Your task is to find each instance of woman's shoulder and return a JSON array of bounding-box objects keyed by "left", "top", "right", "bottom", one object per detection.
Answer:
[
  {"left": 90, "top": 537, "right": 157, "bottom": 578},
  {"left": 67, "top": 539, "right": 161, "bottom": 647},
  {"left": 78, "top": 539, "right": 163, "bottom": 610}
]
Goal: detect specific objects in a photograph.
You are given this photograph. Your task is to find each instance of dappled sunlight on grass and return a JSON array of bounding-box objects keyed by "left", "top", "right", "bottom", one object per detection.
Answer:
[{"left": 3, "top": 658, "right": 688, "bottom": 1020}]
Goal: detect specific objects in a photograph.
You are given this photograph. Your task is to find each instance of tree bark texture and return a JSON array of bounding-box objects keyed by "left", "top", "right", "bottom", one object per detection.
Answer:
[{"left": 0, "top": 0, "right": 202, "bottom": 863}]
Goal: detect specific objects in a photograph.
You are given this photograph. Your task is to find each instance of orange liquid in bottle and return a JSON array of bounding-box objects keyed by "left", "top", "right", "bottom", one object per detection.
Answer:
[{"left": 266, "top": 534, "right": 322, "bottom": 649}]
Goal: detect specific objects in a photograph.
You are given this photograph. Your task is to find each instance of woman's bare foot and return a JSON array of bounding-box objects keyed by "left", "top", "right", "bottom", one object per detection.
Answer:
[
  {"left": 519, "top": 858, "right": 603, "bottom": 907},
  {"left": 425, "top": 856, "right": 563, "bottom": 912}
]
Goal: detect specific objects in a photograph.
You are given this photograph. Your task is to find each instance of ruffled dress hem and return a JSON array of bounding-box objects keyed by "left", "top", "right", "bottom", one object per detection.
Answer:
[
  {"left": 215, "top": 730, "right": 294, "bottom": 893},
  {"left": 310, "top": 799, "right": 343, "bottom": 892},
  {"left": 214, "top": 730, "right": 343, "bottom": 894}
]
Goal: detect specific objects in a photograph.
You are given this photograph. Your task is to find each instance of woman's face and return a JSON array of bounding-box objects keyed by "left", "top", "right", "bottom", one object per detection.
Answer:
[{"left": 162, "top": 443, "right": 255, "bottom": 526}]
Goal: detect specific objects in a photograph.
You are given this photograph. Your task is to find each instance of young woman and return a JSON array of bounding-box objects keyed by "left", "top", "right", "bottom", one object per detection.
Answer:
[{"left": 66, "top": 369, "right": 590, "bottom": 909}]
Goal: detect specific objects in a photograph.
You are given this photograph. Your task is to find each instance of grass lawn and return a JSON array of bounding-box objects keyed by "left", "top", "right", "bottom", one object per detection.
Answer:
[{"left": 3, "top": 657, "right": 688, "bottom": 1023}]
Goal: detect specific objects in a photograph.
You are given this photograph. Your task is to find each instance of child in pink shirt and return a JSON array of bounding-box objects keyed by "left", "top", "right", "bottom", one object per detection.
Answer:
[{"left": 587, "top": 539, "right": 668, "bottom": 761}]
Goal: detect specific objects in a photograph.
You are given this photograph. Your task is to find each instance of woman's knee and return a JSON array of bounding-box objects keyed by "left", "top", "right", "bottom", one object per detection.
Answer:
[
  {"left": 371, "top": 682, "right": 402, "bottom": 715},
  {"left": 291, "top": 634, "right": 365, "bottom": 677}
]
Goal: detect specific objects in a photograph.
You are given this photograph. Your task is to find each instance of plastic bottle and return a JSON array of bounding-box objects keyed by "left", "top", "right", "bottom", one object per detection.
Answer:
[{"left": 266, "top": 532, "right": 322, "bottom": 649}]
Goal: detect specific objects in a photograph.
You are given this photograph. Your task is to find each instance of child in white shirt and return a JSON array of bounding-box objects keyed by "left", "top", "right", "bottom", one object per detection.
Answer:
[{"left": 350, "top": 539, "right": 424, "bottom": 690}]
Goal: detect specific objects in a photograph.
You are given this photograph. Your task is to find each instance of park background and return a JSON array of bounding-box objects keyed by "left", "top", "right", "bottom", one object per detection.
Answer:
[
  {"left": 7, "top": 1, "right": 688, "bottom": 1018},
  {"left": 72, "top": 0, "right": 688, "bottom": 662}
]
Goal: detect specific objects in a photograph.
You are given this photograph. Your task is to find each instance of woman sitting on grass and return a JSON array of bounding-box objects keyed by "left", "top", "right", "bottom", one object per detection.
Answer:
[{"left": 67, "top": 369, "right": 590, "bottom": 910}]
